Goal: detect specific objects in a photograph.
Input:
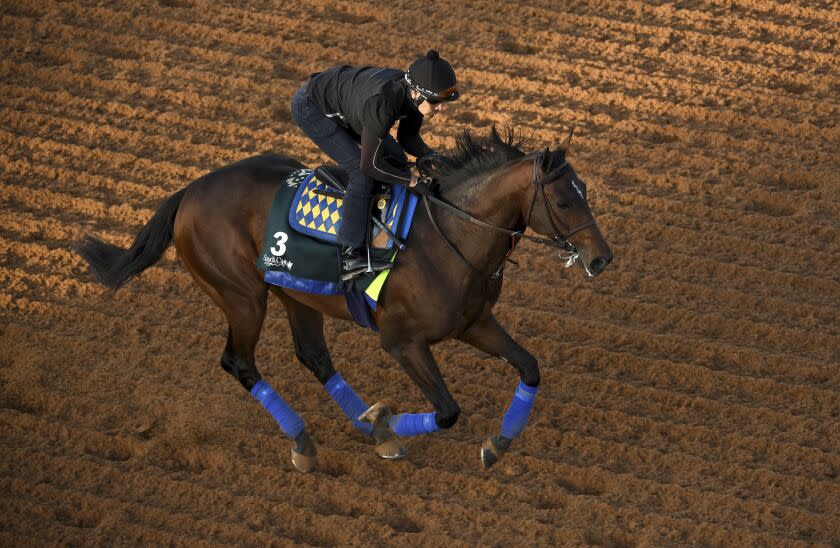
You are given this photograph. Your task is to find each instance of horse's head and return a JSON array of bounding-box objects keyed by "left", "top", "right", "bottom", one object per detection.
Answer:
[{"left": 518, "top": 131, "right": 612, "bottom": 277}]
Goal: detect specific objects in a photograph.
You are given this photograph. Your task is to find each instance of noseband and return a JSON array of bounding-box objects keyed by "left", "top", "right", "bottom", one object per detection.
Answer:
[
  {"left": 528, "top": 150, "right": 596, "bottom": 253},
  {"left": 419, "top": 151, "right": 596, "bottom": 274}
]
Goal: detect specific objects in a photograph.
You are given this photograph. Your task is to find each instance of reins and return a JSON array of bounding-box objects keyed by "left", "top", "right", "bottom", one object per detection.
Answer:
[{"left": 419, "top": 151, "right": 595, "bottom": 274}]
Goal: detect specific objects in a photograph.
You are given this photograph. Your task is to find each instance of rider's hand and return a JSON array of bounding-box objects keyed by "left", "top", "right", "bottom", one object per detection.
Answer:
[
  {"left": 410, "top": 174, "right": 419, "bottom": 187},
  {"left": 411, "top": 176, "right": 440, "bottom": 197},
  {"left": 417, "top": 151, "right": 444, "bottom": 176}
]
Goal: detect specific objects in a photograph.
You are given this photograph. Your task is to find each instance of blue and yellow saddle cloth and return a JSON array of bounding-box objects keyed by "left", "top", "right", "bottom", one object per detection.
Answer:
[
  {"left": 257, "top": 168, "right": 419, "bottom": 327},
  {"left": 289, "top": 169, "right": 413, "bottom": 249}
]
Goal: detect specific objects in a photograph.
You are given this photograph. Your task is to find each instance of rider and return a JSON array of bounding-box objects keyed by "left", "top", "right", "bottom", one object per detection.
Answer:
[{"left": 291, "top": 49, "right": 459, "bottom": 277}]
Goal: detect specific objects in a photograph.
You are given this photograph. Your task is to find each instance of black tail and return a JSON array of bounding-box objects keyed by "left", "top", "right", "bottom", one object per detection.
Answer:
[{"left": 76, "top": 188, "right": 188, "bottom": 290}]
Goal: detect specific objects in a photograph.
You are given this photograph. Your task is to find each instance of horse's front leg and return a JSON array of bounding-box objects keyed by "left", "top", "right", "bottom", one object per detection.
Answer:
[
  {"left": 363, "top": 341, "right": 461, "bottom": 442},
  {"left": 458, "top": 314, "right": 540, "bottom": 468}
]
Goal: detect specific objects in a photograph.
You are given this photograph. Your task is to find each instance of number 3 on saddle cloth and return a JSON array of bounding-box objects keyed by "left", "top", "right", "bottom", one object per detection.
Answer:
[{"left": 256, "top": 167, "right": 419, "bottom": 330}]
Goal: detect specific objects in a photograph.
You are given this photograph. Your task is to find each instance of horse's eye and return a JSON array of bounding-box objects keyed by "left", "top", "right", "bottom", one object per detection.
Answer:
[{"left": 555, "top": 202, "right": 570, "bottom": 209}]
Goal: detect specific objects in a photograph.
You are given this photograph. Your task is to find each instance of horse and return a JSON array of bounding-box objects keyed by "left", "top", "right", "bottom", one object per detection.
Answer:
[{"left": 76, "top": 126, "right": 612, "bottom": 473}]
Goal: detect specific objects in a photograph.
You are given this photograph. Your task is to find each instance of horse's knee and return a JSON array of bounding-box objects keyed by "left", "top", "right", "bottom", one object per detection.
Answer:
[
  {"left": 220, "top": 349, "right": 261, "bottom": 390},
  {"left": 516, "top": 354, "right": 540, "bottom": 387},
  {"left": 435, "top": 403, "right": 461, "bottom": 430},
  {"left": 294, "top": 349, "right": 333, "bottom": 385}
]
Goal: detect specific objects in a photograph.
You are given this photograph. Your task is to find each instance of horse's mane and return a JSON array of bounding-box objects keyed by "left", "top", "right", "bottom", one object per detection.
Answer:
[{"left": 432, "top": 126, "right": 528, "bottom": 191}]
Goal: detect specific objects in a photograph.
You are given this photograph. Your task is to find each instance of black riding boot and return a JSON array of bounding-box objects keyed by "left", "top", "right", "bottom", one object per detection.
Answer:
[
  {"left": 338, "top": 195, "right": 391, "bottom": 279},
  {"left": 340, "top": 246, "right": 391, "bottom": 278}
]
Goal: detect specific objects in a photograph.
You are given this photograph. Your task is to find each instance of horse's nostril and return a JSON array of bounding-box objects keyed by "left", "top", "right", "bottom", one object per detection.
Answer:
[{"left": 589, "top": 257, "right": 606, "bottom": 274}]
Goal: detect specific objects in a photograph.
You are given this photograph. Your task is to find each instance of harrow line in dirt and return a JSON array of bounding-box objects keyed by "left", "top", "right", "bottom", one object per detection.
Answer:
[
  {"left": 9, "top": 33, "right": 825, "bottom": 173},
  {"left": 703, "top": 0, "right": 840, "bottom": 24},
  {"left": 0, "top": 478, "right": 248, "bottom": 546},
  {"left": 9, "top": 3, "right": 836, "bottom": 152},
  {"left": 8, "top": 306, "right": 840, "bottom": 512},
  {"left": 0, "top": 469, "right": 360, "bottom": 546},
  {"left": 0, "top": 82, "right": 290, "bottom": 153},
  {"left": 6, "top": 304, "right": 840, "bottom": 492},
  {"left": 503, "top": 281, "right": 840, "bottom": 366},
  {"left": 533, "top": 399, "right": 840, "bottom": 483},
  {"left": 8, "top": 360, "right": 840, "bottom": 532},
  {"left": 0, "top": 128, "right": 205, "bottom": 189},
  {"left": 510, "top": 273, "right": 840, "bottom": 340},
  {"left": 0, "top": 430, "right": 583, "bottom": 545},
  {"left": 595, "top": 187, "right": 839, "bottom": 248},
  {"left": 604, "top": 246, "right": 840, "bottom": 309},
  {"left": 4, "top": 110, "right": 247, "bottom": 171}
]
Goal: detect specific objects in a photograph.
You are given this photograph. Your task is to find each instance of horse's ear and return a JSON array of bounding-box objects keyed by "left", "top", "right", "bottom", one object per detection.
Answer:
[
  {"left": 540, "top": 146, "right": 552, "bottom": 174},
  {"left": 558, "top": 126, "right": 575, "bottom": 153}
]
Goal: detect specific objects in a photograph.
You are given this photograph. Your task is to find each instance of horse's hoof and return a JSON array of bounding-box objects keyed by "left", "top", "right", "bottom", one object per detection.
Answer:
[
  {"left": 291, "top": 447, "right": 316, "bottom": 473},
  {"left": 359, "top": 401, "right": 391, "bottom": 425},
  {"left": 375, "top": 438, "right": 407, "bottom": 459},
  {"left": 480, "top": 435, "right": 511, "bottom": 469},
  {"left": 360, "top": 403, "right": 407, "bottom": 460},
  {"left": 290, "top": 431, "right": 317, "bottom": 473},
  {"left": 374, "top": 428, "right": 407, "bottom": 460}
]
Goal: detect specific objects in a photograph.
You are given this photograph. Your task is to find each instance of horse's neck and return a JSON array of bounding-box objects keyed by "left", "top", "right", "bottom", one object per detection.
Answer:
[{"left": 433, "top": 162, "right": 529, "bottom": 276}]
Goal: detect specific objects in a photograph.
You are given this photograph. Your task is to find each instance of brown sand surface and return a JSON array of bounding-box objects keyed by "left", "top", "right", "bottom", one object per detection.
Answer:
[{"left": 2, "top": 0, "right": 839, "bottom": 545}]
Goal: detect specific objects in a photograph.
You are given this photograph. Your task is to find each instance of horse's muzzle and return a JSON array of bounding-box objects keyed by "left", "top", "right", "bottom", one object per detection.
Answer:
[{"left": 586, "top": 251, "right": 612, "bottom": 277}]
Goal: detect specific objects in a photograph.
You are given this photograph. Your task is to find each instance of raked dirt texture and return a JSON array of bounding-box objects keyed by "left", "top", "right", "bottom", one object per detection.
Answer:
[{"left": 1, "top": 0, "right": 839, "bottom": 545}]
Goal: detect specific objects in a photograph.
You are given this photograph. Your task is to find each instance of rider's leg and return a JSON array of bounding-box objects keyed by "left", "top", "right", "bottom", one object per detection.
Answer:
[{"left": 291, "top": 86, "right": 389, "bottom": 272}]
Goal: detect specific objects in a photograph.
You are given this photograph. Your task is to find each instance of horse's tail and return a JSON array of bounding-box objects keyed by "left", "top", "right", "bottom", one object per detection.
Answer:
[{"left": 76, "top": 188, "right": 188, "bottom": 290}]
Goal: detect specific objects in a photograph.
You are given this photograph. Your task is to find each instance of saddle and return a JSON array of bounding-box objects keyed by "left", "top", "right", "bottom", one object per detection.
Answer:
[{"left": 290, "top": 164, "right": 409, "bottom": 250}]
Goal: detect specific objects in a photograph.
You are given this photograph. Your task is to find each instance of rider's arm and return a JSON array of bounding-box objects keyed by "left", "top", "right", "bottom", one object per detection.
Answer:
[
  {"left": 396, "top": 110, "right": 433, "bottom": 158},
  {"left": 359, "top": 97, "right": 413, "bottom": 185},
  {"left": 360, "top": 127, "right": 413, "bottom": 185}
]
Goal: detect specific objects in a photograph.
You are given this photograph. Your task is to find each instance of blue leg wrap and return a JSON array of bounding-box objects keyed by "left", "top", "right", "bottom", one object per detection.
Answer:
[
  {"left": 388, "top": 412, "right": 440, "bottom": 437},
  {"left": 250, "top": 380, "right": 305, "bottom": 439},
  {"left": 323, "top": 373, "right": 373, "bottom": 435},
  {"left": 500, "top": 381, "right": 539, "bottom": 439}
]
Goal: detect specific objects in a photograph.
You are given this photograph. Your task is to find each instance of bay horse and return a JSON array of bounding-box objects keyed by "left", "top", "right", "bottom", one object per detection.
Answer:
[{"left": 76, "top": 127, "right": 612, "bottom": 473}]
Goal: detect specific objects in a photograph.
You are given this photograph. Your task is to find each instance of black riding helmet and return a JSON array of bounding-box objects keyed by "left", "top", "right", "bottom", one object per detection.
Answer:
[{"left": 405, "top": 49, "right": 459, "bottom": 105}]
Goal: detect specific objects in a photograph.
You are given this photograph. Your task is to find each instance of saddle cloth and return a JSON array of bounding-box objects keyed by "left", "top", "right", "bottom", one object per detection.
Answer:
[
  {"left": 290, "top": 168, "right": 413, "bottom": 249},
  {"left": 256, "top": 168, "right": 419, "bottom": 327}
]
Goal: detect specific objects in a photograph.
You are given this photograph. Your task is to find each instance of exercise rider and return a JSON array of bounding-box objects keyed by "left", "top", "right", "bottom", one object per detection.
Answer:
[{"left": 291, "top": 49, "right": 459, "bottom": 278}]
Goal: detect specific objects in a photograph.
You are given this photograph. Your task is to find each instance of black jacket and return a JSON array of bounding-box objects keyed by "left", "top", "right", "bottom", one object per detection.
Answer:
[{"left": 306, "top": 65, "right": 433, "bottom": 185}]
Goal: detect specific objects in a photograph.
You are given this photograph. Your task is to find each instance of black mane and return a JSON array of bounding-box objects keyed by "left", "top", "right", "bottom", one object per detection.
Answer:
[{"left": 432, "top": 126, "right": 528, "bottom": 190}]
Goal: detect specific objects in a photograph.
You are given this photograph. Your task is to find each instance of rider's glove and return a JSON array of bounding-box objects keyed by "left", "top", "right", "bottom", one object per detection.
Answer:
[{"left": 416, "top": 151, "right": 444, "bottom": 176}]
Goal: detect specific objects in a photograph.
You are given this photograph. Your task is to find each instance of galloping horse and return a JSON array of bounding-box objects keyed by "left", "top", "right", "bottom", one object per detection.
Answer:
[{"left": 77, "top": 127, "right": 612, "bottom": 473}]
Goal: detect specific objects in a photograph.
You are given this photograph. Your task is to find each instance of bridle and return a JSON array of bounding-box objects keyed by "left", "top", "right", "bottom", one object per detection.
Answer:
[{"left": 419, "top": 150, "right": 596, "bottom": 275}]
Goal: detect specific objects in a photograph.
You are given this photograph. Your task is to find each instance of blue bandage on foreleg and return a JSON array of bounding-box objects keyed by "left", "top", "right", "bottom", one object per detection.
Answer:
[
  {"left": 500, "top": 381, "right": 539, "bottom": 439},
  {"left": 251, "top": 380, "right": 305, "bottom": 439},
  {"left": 388, "top": 412, "right": 439, "bottom": 437},
  {"left": 324, "top": 373, "right": 373, "bottom": 435}
]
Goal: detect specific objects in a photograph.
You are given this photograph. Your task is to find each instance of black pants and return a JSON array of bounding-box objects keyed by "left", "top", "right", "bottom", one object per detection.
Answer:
[{"left": 291, "top": 86, "right": 407, "bottom": 248}]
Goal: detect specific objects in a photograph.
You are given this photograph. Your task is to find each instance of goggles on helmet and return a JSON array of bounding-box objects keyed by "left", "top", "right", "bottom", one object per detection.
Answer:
[{"left": 405, "top": 74, "right": 459, "bottom": 106}]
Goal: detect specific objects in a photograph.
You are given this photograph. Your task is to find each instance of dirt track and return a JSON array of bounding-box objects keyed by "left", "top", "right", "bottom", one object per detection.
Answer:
[{"left": 2, "top": 0, "right": 839, "bottom": 545}]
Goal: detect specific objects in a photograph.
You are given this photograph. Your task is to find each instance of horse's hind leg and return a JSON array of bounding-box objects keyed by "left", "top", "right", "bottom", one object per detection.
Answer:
[
  {"left": 272, "top": 289, "right": 405, "bottom": 459},
  {"left": 179, "top": 250, "right": 316, "bottom": 472}
]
